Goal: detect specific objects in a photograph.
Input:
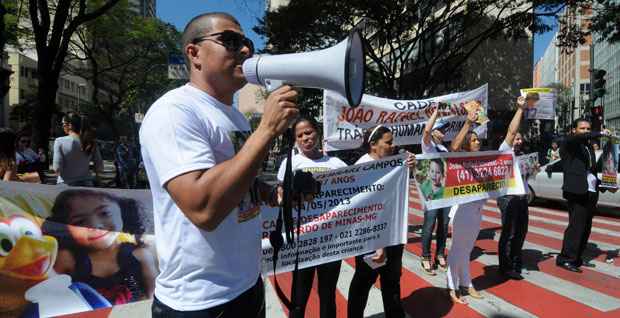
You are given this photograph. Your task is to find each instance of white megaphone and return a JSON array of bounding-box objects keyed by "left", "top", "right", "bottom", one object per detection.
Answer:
[{"left": 243, "top": 31, "right": 365, "bottom": 107}]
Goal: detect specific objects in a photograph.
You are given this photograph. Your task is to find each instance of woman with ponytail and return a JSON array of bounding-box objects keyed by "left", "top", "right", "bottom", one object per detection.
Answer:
[{"left": 52, "top": 112, "right": 104, "bottom": 186}]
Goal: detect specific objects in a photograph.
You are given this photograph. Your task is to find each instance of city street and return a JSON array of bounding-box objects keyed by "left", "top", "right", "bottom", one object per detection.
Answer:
[{"left": 67, "top": 183, "right": 620, "bottom": 318}]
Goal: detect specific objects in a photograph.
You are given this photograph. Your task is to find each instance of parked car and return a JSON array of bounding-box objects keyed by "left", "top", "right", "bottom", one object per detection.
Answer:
[{"left": 528, "top": 150, "right": 620, "bottom": 208}]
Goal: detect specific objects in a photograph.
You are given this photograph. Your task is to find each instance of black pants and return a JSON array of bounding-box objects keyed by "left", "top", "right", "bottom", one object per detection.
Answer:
[
  {"left": 497, "top": 195, "right": 529, "bottom": 272},
  {"left": 291, "top": 260, "right": 341, "bottom": 318},
  {"left": 421, "top": 207, "right": 450, "bottom": 258},
  {"left": 347, "top": 245, "right": 405, "bottom": 318},
  {"left": 557, "top": 191, "right": 598, "bottom": 266},
  {"left": 151, "top": 278, "right": 265, "bottom": 318}
]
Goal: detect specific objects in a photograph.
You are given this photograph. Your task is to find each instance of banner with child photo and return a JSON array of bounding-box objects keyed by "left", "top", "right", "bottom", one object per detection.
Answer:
[{"left": 413, "top": 151, "right": 526, "bottom": 210}]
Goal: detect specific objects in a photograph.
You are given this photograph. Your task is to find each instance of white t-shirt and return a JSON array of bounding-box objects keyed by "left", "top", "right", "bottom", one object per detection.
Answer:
[
  {"left": 421, "top": 140, "right": 448, "bottom": 154},
  {"left": 584, "top": 147, "right": 597, "bottom": 192},
  {"left": 139, "top": 84, "right": 261, "bottom": 311},
  {"left": 499, "top": 141, "right": 529, "bottom": 195},
  {"left": 355, "top": 153, "right": 374, "bottom": 164},
  {"left": 277, "top": 153, "right": 347, "bottom": 181}
]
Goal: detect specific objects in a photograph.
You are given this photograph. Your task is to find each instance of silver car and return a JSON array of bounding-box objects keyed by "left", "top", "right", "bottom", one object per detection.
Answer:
[{"left": 528, "top": 151, "right": 620, "bottom": 208}]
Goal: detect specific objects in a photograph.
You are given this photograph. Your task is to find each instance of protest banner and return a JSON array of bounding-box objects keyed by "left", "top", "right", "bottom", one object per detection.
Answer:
[
  {"left": 520, "top": 88, "right": 556, "bottom": 120},
  {"left": 517, "top": 152, "right": 539, "bottom": 179},
  {"left": 323, "top": 84, "right": 488, "bottom": 151},
  {"left": 260, "top": 154, "right": 410, "bottom": 275},
  {"left": 600, "top": 136, "right": 619, "bottom": 189},
  {"left": 0, "top": 154, "right": 410, "bottom": 316},
  {"left": 413, "top": 151, "right": 525, "bottom": 210}
]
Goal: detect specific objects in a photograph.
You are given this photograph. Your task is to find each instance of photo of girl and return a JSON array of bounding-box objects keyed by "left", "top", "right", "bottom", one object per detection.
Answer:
[{"left": 42, "top": 189, "right": 157, "bottom": 305}]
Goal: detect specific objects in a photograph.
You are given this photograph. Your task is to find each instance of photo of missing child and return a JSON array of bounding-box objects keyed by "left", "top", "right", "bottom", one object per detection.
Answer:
[
  {"left": 416, "top": 158, "right": 447, "bottom": 202},
  {"left": 41, "top": 189, "right": 158, "bottom": 305}
]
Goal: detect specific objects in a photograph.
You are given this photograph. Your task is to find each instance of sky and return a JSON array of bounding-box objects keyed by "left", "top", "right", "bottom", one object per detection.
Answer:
[
  {"left": 157, "top": 1, "right": 557, "bottom": 64},
  {"left": 157, "top": 0, "right": 267, "bottom": 50},
  {"left": 533, "top": 15, "right": 559, "bottom": 63}
]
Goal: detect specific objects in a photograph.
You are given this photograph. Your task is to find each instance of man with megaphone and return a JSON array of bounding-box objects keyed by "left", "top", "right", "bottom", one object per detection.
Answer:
[{"left": 139, "top": 12, "right": 299, "bottom": 318}]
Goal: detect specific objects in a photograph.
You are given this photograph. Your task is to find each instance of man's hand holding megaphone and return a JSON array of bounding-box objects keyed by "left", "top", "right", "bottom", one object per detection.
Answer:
[{"left": 257, "top": 85, "right": 299, "bottom": 137}]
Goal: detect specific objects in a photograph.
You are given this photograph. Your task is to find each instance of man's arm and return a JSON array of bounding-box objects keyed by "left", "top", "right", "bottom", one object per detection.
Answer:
[
  {"left": 503, "top": 96, "right": 526, "bottom": 147},
  {"left": 165, "top": 86, "right": 298, "bottom": 231}
]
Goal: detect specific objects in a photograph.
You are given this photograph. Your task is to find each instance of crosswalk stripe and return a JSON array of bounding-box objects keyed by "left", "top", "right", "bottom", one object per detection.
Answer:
[
  {"left": 400, "top": 249, "right": 538, "bottom": 318},
  {"left": 264, "top": 277, "right": 287, "bottom": 318},
  {"left": 407, "top": 211, "right": 620, "bottom": 312},
  {"left": 408, "top": 207, "right": 619, "bottom": 278},
  {"left": 339, "top": 259, "right": 386, "bottom": 317},
  {"left": 408, "top": 200, "right": 620, "bottom": 252}
]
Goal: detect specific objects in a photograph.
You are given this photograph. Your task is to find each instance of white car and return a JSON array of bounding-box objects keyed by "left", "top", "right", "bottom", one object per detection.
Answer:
[{"left": 528, "top": 151, "right": 620, "bottom": 208}]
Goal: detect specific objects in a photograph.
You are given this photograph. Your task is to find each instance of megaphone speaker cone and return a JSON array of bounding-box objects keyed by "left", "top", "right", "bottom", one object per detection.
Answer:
[{"left": 242, "top": 31, "right": 366, "bottom": 107}]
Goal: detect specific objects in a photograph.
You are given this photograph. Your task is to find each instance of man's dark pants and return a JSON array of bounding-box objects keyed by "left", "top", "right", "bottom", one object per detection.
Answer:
[
  {"left": 557, "top": 191, "right": 598, "bottom": 266},
  {"left": 497, "top": 195, "right": 529, "bottom": 272},
  {"left": 152, "top": 277, "right": 265, "bottom": 318}
]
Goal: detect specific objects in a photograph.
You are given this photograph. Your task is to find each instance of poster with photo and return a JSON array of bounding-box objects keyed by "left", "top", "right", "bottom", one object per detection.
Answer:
[{"left": 520, "top": 88, "right": 556, "bottom": 120}]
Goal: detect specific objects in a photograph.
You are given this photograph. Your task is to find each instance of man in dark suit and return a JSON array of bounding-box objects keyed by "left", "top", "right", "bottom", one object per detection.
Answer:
[{"left": 556, "top": 118, "right": 613, "bottom": 272}]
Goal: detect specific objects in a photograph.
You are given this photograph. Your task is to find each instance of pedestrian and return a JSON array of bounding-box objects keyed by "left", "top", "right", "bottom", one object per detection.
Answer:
[
  {"left": 15, "top": 132, "right": 41, "bottom": 174},
  {"left": 446, "top": 97, "right": 526, "bottom": 304},
  {"left": 115, "top": 135, "right": 138, "bottom": 188},
  {"left": 0, "top": 128, "right": 19, "bottom": 181},
  {"left": 419, "top": 107, "right": 450, "bottom": 275},
  {"left": 556, "top": 119, "right": 615, "bottom": 273},
  {"left": 347, "top": 125, "right": 415, "bottom": 318},
  {"left": 52, "top": 113, "right": 104, "bottom": 186},
  {"left": 276, "top": 117, "right": 347, "bottom": 318},
  {"left": 139, "top": 12, "right": 298, "bottom": 318},
  {"left": 497, "top": 96, "right": 531, "bottom": 280}
]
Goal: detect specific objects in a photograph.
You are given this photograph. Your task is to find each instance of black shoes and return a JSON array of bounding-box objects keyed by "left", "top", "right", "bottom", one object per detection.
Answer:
[
  {"left": 556, "top": 262, "right": 582, "bottom": 273},
  {"left": 499, "top": 268, "right": 524, "bottom": 280}
]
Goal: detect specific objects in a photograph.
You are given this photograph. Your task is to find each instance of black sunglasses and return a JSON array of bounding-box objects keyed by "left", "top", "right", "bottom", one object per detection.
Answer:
[
  {"left": 20, "top": 139, "right": 31, "bottom": 144},
  {"left": 192, "top": 30, "right": 254, "bottom": 56}
]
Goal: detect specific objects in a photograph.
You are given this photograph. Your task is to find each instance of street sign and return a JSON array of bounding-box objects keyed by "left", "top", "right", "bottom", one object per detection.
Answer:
[{"left": 168, "top": 54, "right": 188, "bottom": 80}]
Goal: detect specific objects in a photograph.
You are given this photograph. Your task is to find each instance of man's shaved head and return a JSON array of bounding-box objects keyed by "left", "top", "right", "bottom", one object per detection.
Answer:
[{"left": 181, "top": 12, "right": 241, "bottom": 67}]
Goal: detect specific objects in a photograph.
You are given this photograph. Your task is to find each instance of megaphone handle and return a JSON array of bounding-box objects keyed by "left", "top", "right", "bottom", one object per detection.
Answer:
[{"left": 265, "top": 79, "right": 285, "bottom": 92}]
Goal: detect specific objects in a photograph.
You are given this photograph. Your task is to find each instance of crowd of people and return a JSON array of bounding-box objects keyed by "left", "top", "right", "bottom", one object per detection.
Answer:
[{"left": 1, "top": 10, "right": 616, "bottom": 318}]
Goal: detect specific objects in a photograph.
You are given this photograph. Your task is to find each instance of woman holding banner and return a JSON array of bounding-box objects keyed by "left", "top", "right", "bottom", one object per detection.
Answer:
[
  {"left": 446, "top": 98, "right": 527, "bottom": 304},
  {"left": 419, "top": 108, "right": 450, "bottom": 275},
  {"left": 497, "top": 97, "right": 531, "bottom": 280},
  {"left": 347, "top": 125, "right": 415, "bottom": 318},
  {"left": 276, "top": 117, "right": 347, "bottom": 318}
]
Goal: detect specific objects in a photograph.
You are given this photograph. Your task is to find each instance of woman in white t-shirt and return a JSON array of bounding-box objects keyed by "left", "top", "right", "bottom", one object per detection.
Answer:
[
  {"left": 347, "top": 125, "right": 415, "bottom": 318},
  {"left": 276, "top": 117, "right": 347, "bottom": 318},
  {"left": 446, "top": 98, "right": 527, "bottom": 304}
]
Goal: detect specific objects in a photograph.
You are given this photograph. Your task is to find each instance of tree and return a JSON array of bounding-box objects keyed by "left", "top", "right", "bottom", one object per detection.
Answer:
[
  {"left": 27, "top": 0, "right": 121, "bottom": 148},
  {"left": 0, "top": 0, "right": 25, "bottom": 100},
  {"left": 256, "top": 1, "right": 617, "bottom": 109},
  {"left": 65, "top": 0, "right": 181, "bottom": 140}
]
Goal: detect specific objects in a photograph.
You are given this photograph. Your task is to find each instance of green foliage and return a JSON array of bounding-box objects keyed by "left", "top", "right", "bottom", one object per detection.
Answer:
[{"left": 67, "top": 0, "right": 182, "bottom": 138}]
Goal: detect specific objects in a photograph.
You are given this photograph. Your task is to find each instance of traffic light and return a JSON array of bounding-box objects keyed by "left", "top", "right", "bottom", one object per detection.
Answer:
[
  {"left": 592, "top": 69, "right": 607, "bottom": 101},
  {"left": 591, "top": 105, "right": 603, "bottom": 116}
]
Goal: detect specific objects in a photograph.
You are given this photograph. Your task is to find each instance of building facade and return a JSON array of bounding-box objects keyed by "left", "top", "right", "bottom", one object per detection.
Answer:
[
  {"left": 538, "top": 34, "right": 559, "bottom": 87},
  {"left": 593, "top": 33, "right": 620, "bottom": 131}
]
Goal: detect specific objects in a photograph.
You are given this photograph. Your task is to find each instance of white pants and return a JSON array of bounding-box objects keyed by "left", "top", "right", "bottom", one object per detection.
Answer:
[{"left": 446, "top": 201, "right": 484, "bottom": 290}]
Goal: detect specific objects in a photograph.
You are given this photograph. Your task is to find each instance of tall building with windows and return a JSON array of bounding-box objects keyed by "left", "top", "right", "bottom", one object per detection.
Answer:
[
  {"left": 592, "top": 34, "right": 620, "bottom": 131},
  {"left": 537, "top": 33, "right": 559, "bottom": 87}
]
